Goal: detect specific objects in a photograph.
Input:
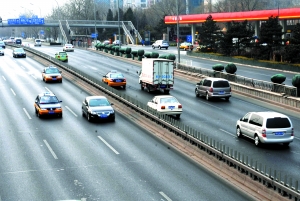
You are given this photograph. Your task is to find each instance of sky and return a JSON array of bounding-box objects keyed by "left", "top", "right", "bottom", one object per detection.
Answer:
[{"left": 0, "top": 0, "right": 69, "bottom": 20}]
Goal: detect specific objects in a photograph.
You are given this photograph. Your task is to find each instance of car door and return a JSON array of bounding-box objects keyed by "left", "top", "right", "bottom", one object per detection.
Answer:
[
  {"left": 239, "top": 113, "right": 251, "bottom": 137},
  {"left": 196, "top": 79, "right": 204, "bottom": 95},
  {"left": 82, "top": 99, "right": 89, "bottom": 116},
  {"left": 247, "top": 113, "right": 263, "bottom": 139},
  {"left": 147, "top": 97, "right": 157, "bottom": 110}
]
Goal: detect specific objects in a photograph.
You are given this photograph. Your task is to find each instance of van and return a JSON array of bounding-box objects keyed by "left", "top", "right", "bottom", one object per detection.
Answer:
[
  {"left": 195, "top": 77, "right": 231, "bottom": 101},
  {"left": 236, "top": 111, "right": 294, "bottom": 147},
  {"left": 34, "top": 39, "right": 42, "bottom": 46},
  {"left": 15, "top": 38, "right": 22, "bottom": 45}
]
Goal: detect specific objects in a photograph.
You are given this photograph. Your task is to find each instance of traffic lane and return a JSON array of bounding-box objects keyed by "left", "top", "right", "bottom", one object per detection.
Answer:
[
  {"left": 33, "top": 46, "right": 300, "bottom": 180},
  {"left": 125, "top": 45, "right": 295, "bottom": 86},
  {"left": 0, "top": 60, "right": 252, "bottom": 201}
]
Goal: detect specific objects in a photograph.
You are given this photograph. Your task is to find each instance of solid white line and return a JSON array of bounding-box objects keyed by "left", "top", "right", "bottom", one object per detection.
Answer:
[
  {"left": 10, "top": 88, "right": 16, "bottom": 96},
  {"left": 294, "top": 136, "right": 300, "bottom": 140},
  {"left": 23, "top": 108, "right": 32, "bottom": 119},
  {"left": 20, "top": 66, "right": 25, "bottom": 70},
  {"left": 31, "top": 74, "right": 37, "bottom": 79},
  {"left": 97, "top": 136, "right": 119, "bottom": 154},
  {"left": 219, "top": 129, "right": 236, "bottom": 137},
  {"left": 43, "top": 140, "right": 58, "bottom": 159},
  {"left": 159, "top": 191, "right": 172, "bottom": 201},
  {"left": 2, "top": 76, "right": 6, "bottom": 81},
  {"left": 65, "top": 106, "right": 78, "bottom": 117}
]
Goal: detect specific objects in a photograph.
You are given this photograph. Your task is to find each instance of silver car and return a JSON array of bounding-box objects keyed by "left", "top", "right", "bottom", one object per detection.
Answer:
[
  {"left": 152, "top": 40, "right": 169, "bottom": 50},
  {"left": 195, "top": 77, "right": 231, "bottom": 101},
  {"left": 236, "top": 111, "right": 294, "bottom": 147},
  {"left": 0, "top": 47, "right": 4, "bottom": 56}
]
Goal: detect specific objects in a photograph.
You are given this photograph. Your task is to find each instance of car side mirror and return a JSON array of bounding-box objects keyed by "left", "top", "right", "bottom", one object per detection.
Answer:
[
  {"left": 110, "top": 103, "right": 114, "bottom": 106},
  {"left": 59, "top": 100, "right": 62, "bottom": 103},
  {"left": 59, "top": 71, "right": 62, "bottom": 73}
]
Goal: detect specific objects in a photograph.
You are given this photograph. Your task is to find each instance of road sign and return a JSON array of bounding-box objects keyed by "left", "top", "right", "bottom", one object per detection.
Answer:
[
  {"left": 91, "top": 33, "right": 98, "bottom": 38},
  {"left": 40, "top": 30, "right": 44, "bottom": 35}
]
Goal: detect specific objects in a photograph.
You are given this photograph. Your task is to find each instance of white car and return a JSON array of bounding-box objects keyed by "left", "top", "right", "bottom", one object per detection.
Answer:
[
  {"left": 34, "top": 39, "right": 42, "bottom": 46},
  {"left": 0, "top": 47, "right": 4, "bottom": 56},
  {"left": 63, "top": 44, "right": 74, "bottom": 52},
  {"left": 112, "top": 40, "right": 122, "bottom": 45},
  {"left": 147, "top": 95, "right": 182, "bottom": 118}
]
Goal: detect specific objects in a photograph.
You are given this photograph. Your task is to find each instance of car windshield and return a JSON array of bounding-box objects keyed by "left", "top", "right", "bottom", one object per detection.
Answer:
[
  {"left": 45, "top": 68, "right": 60, "bottom": 74},
  {"left": 15, "top": 49, "right": 24, "bottom": 52},
  {"left": 89, "top": 99, "right": 110, "bottom": 107},
  {"left": 213, "top": 81, "right": 230, "bottom": 88},
  {"left": 266, "top": 117, "right": 291, "bottom": 128},
  {"left": 110, "top": 73, "right": 124, "bottom": 78},
  {"left": 160, "top": 97, "right": 179, "bottom": 104},
  {"left": 40, "top": 96, "right": 59, "bottom": 104}
]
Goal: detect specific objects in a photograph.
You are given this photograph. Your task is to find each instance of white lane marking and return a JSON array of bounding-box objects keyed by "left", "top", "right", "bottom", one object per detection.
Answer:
[
  {"left": 43, "top": 140, "right": 58, "bottom": 159},
  {"left": 10, "top": 88, "right": 16, "bottom": 96},
  {"left": 198, "top": 100, "right": 223, "bottom": 110},
  {"left": 44, "top": 87, "right": 52, "bottom": 93},
  {"left": 31, "top": 74, "right": 37, "bottom": 79},
  {"left": 23, "top": 108, "right": 32, "bottom": 119},
  {"left": 294, "top": 136, "right": 300, "bottom": 140},
  {"left": 219, "top": 129, "right": 236, "bottom": 137},
  {"left": 159, "top": 191, "right": 172, "bottom": 201},
  {"left": 20, "top": 66, "right": 25, "bottom": 70},
  {"left": 97, "top": 136, "right": 119, "bottom": 155},
  {"left": 65, "top": 106, "right": 78, "bottom": 117},
  {"left": 2, "top": 76, "right": 6, "bottom": 81}
]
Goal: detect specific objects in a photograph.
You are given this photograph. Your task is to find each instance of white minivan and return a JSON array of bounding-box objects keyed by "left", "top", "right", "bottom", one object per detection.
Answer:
[{"left": 236, "top": 111, "right": 294, "bottom": 147}]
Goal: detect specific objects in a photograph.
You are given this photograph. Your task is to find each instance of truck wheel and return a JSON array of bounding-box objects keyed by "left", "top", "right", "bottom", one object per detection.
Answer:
[
  {"left": 164, "top": 90, "right": 169, "bottom": 94},
  {"left": 140, "top": 84, "right": 144, "bottom": 90},
  {"left": 146, "top": 86, "right": 151, "bottom": 93}
]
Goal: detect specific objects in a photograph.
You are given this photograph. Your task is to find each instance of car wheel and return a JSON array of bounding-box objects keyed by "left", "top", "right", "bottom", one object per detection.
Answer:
[
  {"left": 140, "top": 84, "right": 144, "bottom": 90},
  {"left": 111, "top": 117, "right": 115, "bottom": 122},
  {"left": 176, "top": 114, "right": 181, "bottom": 119},
  {"left": 164, "top": 90, "right": 169, "bottom": 94},
  {"left": 58, "top": 113, "right": 62, "bottom": 118},
  {"left": 159, "top": 46, "right": 161, "bottom": 49},
  {"left": 152, "top": 46, "right": 155, "bottom": 49},
  {"left": 37, "top": 111, "right": 41, "bottom": 118},
  {"left": 82, "top": 110, "right": 85, "bottom": 117},
  {"left": 195, "top": 89, "right": 199, "bottom": 97},
  {"left": 206, "top": 93, "right": 210, "bottom": 101},
  {"left": 225, "top": 97, "right": 230, "bottom": 101},
  {"left": 123, "top": 85, "right": 126, "bottom": 89},
  {"left": 283, "top": 142, "right": 290, "bottom": 147},
  {"left": 166, "top": 47, "right": 168, "bottom": 50},
  {"left": 254, "top": 135, "right": 261, "bottom": 147},
  {"left": 236, "top": 127, "right": 242, "bottom": 138}
]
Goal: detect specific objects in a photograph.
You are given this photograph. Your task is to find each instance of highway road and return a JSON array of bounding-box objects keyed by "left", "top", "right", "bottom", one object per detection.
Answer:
[
  {"left": 0, "top": 47, "right": 254, "bottom": 200},
  {"left": 27, "top": 43, "right": 300, "bottom": 183}
]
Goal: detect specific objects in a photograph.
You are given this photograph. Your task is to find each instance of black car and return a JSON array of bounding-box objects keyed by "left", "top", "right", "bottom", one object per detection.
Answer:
[
  {"left": 82, "top": 96, "right": 115, "bottom": 122},
  {"left": 13, "top": 48, "right": 26, "bottom": 58},
  {"left": 15, "top": 39, "right": 22, "bottom": 45}
]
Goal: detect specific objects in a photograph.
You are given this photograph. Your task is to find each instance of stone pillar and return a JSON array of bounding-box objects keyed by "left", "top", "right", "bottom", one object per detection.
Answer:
[
  {"left": 254, "top": 21, "right": 260, "bottom": 38},
  {"left": 280, "top": 20, "right": 287, "bottom": 40}
]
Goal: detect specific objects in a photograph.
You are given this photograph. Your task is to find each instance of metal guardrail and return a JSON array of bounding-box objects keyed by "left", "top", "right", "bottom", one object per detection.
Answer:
[
  {"left": 177, "top": 63, "right": 298, "bottom": 97},
  {"left": 12, "top": 44, "right": 300, "bottom": 200}
]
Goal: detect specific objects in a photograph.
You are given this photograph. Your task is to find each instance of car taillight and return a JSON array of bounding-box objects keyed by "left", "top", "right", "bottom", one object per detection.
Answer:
[
  {"left": 123, "top": 78, "right": 126, "bottom": 82},
  {"left": 262, "top": 129, "right": 266, "bottom": 137},
  {"left": 178, "top": 105, "right": 182, "bottom": 108},
  {"left": 66, "top": 56, "right": 68, "bottom": 58},
  {"left": 209, "top": 87, "right": 213, "bottom": 92},
  {"left": 291, "top": 128, "right": 294, "bottom": 136},
  {"left": 161, "top": 106, "right": 165, "bottom": 109},
  {"left": 58, "top": 56, "right": 60, "bottom": 58}
]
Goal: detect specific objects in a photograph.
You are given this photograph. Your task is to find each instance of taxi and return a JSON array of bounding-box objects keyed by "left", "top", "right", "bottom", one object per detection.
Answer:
[
  {"left": 42, "top": 66, "right": 62, "bottom": 83},
  {"left": 178, "top": 42, "right": 194, "bottom": 51},
  {"left": 34, "top": 92, "right": 63, "bottom": 118},
  {"left": 102, "top": 70, "right": 126, "bottom": 89},
  {"left": 55, "top": 51, "right": 68, "bottom": 62}
]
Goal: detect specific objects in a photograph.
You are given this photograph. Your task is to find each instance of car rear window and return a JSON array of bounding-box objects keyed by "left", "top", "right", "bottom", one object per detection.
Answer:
[
  {"left": 59, "top": 52, "right": 67, "bottom": 55},
  {"left": 36, "top": 40, "right": 41, "bottom": 42},
  {"left": 213, "top": 81, "right": 230, "bottom": 88},
  {"left": 110, "top": 73, "right": 124, "bottom": 78},
  {"left": 266, "top": 117, "right": 291, "bottom": 128}
]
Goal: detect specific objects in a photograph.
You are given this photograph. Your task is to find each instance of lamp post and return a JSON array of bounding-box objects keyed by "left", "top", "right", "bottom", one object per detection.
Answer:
[
  {"left": 54, "top": 0, "right": 60, "bottom": 43},
  {"left": 176, "top": 0, "right": 180, "bottom": 65},
  {"left": 117, "top": 0, "right": 120, "bottom": 47},
  {"left": 93, "top": 0, "right": 97, "bottom": 47}
]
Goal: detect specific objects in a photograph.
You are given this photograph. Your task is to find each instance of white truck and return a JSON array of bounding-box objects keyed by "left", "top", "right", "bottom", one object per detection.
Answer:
[{"left": 137, "top": 58, "right": 174, "bottom": 94}]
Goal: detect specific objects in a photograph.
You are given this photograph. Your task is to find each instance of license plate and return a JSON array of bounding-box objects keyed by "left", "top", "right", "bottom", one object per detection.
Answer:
[
  {"left": 99, "top": 114, "right": 108, "bottom": 118},
  {"left": 274, "top": 132, "right": 284, "bottom": 136},
  {"left": 219, "top": 91, "right": 225, "bottom": 94},
  {"left": 116, "top": 80, "right": 121, "bottom": 82},
  {"left": 160, "top": 85, "right": 166, "bottom": 88},
  {"left": 48, "top": 110, "right": 54, "bottom": 114},
  {"left": 168, "top": 106, "right": 175, "bottom": 110},
  {"left": 52, "top": 78, "right": 57, "bottom": 80}
]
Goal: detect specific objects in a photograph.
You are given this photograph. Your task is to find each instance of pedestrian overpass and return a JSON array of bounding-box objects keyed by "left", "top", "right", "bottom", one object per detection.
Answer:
[{"left": 1, "top": 19, "right": 142, "bottom": 45}]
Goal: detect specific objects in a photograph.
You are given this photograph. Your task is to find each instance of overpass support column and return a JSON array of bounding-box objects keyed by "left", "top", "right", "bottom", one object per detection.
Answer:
[
  {"left": 280, "top": 20, "right": 287, "bottom": 40},
  {"left": 254, "top": 21, "right": 260, "bottom": 38},
  {"left": 191, "top": 24, "right": 196, "bottom": 44}
]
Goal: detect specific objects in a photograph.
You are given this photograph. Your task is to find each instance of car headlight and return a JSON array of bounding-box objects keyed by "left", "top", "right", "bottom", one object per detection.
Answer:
[
  {"left": 40, "top": 108, "right": 47, "bottom": 111},
  {"left": 88, "top": 110, "right": 97, "bottom": 115}
]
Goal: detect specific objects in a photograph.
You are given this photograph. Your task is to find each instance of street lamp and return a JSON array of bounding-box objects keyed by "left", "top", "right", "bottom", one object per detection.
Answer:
[
  {"left": 54, "top": 0, "right": 60, "bottom": 43},
  {"left": 176, "top": 0, "right": 180, "bottom": 65},
  {"left": 117, "top": 0, "right": 121, "bottom": 47},
  {"left": 94, "top": 0, "right": 97, "bottom": 44}
]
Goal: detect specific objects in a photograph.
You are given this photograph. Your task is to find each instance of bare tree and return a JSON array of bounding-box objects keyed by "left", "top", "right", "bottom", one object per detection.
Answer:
[{"left": 213, "top": 0, "right": 265, "bottom": 12}]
